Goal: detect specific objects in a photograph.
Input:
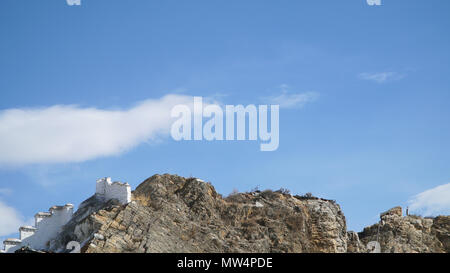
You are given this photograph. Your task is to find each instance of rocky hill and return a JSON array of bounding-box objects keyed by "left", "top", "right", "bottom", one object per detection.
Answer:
[
  {"left": 357, "top": 207, "right": 449, "bottom": 253},
  {"left": 46, "top": 174, "right": 449, "bottom": 253}
]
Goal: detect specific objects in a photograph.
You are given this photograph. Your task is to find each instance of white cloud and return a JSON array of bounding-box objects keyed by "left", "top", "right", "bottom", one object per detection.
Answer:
[
  {"left": 0, "top": 94, "right": 198, "bottom": 166},
  {"left": 0, "top": 200, "right": 25, "bottom": 237},
  {"left": 358, "top": 72, "right": 404, "bottom": 83},
  {"left": 408, "top": 183, "right": 450, "bottom": 216},
  {"left": 0, "top": 188, "right": 12, "bottom": 196},
  {"left": 264, "top": 91, "right": 319, "bottom": 109}
]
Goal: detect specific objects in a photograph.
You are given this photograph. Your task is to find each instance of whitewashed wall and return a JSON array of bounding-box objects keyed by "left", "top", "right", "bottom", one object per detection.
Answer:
[
  {"left": 3, "top": 204, "right": 74, "bottom": 253},
  {"left": 3, "top": 239, "right": 21, "bottom": 252},
  {"left": 96, "top": 177, "right": 131, "bottom": 204},
  {"left": 19, "top": 226, "right": 37, "bottom": 240},
  {"left": 2, "top": 177, "right": 131, "bottom": 253},
  {"left": 25, "top": 205, "right": 74, "bottom": 250}
]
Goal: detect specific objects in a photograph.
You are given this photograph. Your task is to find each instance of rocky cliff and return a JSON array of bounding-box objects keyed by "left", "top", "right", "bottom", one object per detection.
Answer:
[
  {"left": 357, "top": 207, "right": 450, "bottom": 253},
  {"left": 47, "top": 174, "right": 449, "bottom": 253}
]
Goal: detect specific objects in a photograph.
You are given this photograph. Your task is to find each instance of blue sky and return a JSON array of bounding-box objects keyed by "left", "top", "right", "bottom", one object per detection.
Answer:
[{"left": 1, "top": 0, "right": 450, "bottom": 244}]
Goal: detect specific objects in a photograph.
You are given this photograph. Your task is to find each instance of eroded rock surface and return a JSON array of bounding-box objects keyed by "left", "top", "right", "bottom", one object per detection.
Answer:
[
  {"left": 53, "top": 174, "right": 349, "bottom": 253},
  {"left": 358, "top": 207, "right": 449, "bottom": 253},
  {"left": 49, "top": 174, "right": 449, "bottom": 253}
]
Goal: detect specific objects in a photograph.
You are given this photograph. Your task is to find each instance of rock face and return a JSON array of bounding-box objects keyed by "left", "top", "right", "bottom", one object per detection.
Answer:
[
  {"left": 380, "top": 206, "right": 402, "bottom": 218},
  {"left": 48, "top": 174, "right": 449, "bottom": 253},
  {"left": 358, "top": 208, "right": 449, "bottom": 253},
  {"left": 51, "top": 174, "right": 348, "bottom": 253},
  {"left": 48, "top": 195, "right": 122, "bottom": 252}
]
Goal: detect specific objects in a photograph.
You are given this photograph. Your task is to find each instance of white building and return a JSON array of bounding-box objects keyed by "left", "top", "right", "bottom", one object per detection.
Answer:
[
  {"left": 95, "top": 177, "right": 131, "bottom": 205},
  {"left": 2, "top": 177, "right": 131, "bottom": 253},
  {"left": 1, "top": 204, "right": 74, "bottom": 253},
  {"left": 3, "top": 239, "right": 21, "bottom": 253}
]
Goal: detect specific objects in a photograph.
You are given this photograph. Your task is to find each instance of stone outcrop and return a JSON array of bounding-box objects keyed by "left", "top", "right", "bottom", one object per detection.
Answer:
[
  {"left": 346, "top": 231, "right": 366, "bottom": 253},
  {"left": 358, "top": 207, "right": 449, "bottom": 253},
  {"left": 48, "top": 195, "right": 122, "bottom": 252},
  {"left": 380, "top": 206, "right": 402, "bottom": 218},
  {"left": 51, "top": 174, "right": 349, "bottom": 253},
  {"left": 19, "top": 174, "right": 450, "bottom": 253}
]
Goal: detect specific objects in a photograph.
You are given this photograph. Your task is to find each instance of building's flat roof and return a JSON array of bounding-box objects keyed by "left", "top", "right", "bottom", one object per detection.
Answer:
[
  {"left": 35, "top": 212, "right": 51, "bottom": 217},
  {"left": 19, "top": 226, "right": 37, "bottom": 231},
  {"left": 4, "top": 238, "right": 21, "bottom": 244}
]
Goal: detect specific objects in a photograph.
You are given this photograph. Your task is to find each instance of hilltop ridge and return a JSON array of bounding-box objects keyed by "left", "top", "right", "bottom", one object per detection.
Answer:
[
  {"left": 4, "top": 174, "right": 449, "bottom": 253},
  {"left": 51, "top": 174, "right": 450, "bottom": 253}
]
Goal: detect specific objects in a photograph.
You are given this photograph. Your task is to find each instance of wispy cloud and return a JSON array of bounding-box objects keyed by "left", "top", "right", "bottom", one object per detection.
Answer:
[
  {"left": 0, "top": 94, "right": 201, "bottom": 166},
  {"left": 0, "top": 188, "right": 12, "bottom": 196},
  {"left": 408, "top": 183, "right": 450, "bottom": 216},
  {"left": 263, "top": 86, "right": 319, "bottom": 109},
  {"left": 0, "top": 200, "right": 26, "bottom": 237},
  {"left": 358, "top": 72, "right": 405, "bottom": 83}
]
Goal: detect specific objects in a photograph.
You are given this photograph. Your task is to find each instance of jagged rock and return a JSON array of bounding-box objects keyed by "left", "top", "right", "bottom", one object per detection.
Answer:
[
  {"left": 346, "top": 231, "right": 366, "bottom": 253},
  {"left": 380, "top": 206, "right": 402, "bottom": 219},
  {"left": 49, "top": 195, "right": 122, "bottom": 252},
  {"left": 51, "top": 174, "right": 349, "bottom": 253},
  {"left": 432, "top": 216, "right": 450, "bottom": 252},
  {"left": 359, "top": 214, "right": 449, "bottom": 253},
  {"left": 45, "top": 174, "right": 449, "bottom": 253}
]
